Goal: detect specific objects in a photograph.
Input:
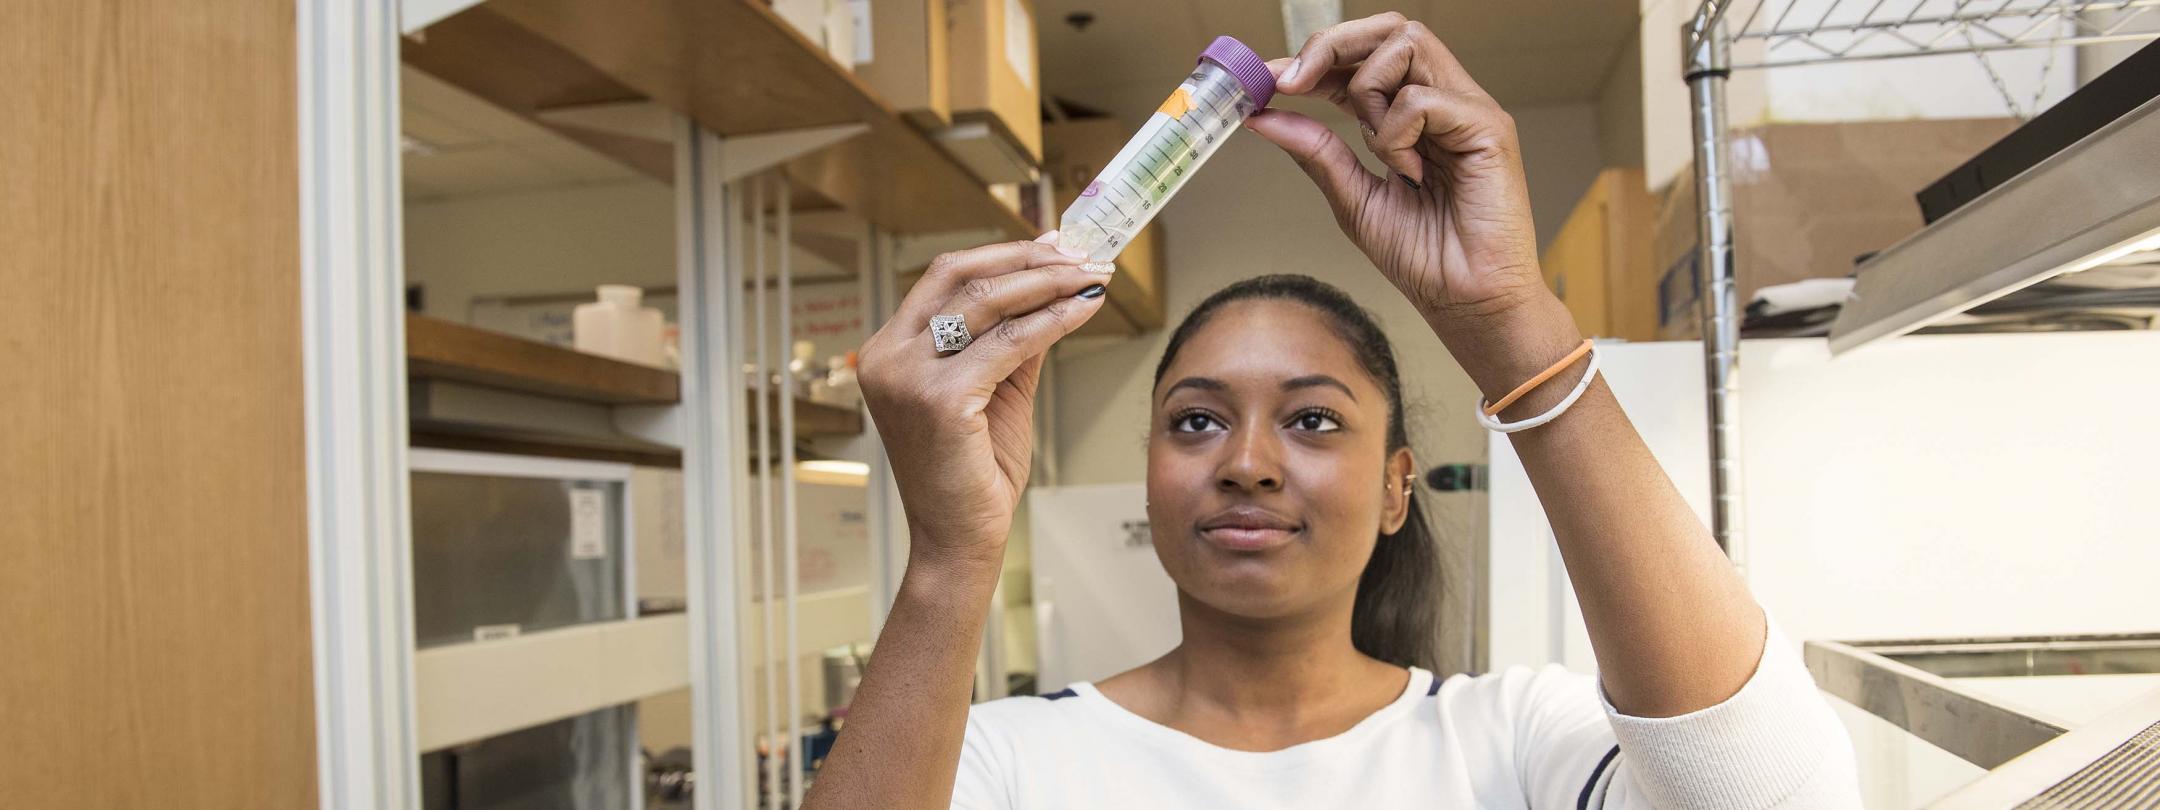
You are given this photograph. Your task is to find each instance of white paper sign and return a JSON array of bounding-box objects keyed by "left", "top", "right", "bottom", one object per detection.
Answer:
[
  {"left": 473, "top": 624, "right": 522, "bottom": 642},
  {"left": 569, "top": 488, "right": 607, "bottom": 560},
  {"left": 850, "top": 0, "right": 874, "bottom": 64},
  {"left": 1005, "top": 0, "right": 1034, "bottom": 91}
]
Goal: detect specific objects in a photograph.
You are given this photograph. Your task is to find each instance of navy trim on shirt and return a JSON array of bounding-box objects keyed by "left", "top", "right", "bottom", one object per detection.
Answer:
[
  {"left": 1426, "top": 677, "right": 1442, "bottom": 697},
  {"left": 1038, "top": 687, "right": 1078, "bottom": 701},
  {"left": 1577, "top": 745, "right": 1621, "bottom": 810}
]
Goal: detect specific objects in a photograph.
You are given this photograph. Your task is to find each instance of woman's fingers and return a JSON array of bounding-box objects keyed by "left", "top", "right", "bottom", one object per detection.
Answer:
[
  {"left": 1371, "top": 84, "right": 1521, "bottom": 170},
  {"left": 922, "top": 263, "right": 1108, "bottom": 356},
  {"left": 1346, "top": 20, "right": 1482, "bottom": 103},
  {"left": 1370, "top": 84, "right": 1539, "bottom": 275},
  {"left": 1266, "top": 57, "right": 1363, "bottom": 121},
  {"left": 954, "top": 286, "right": 1107, "bottom": 386},
  {"left": 889, "top": 235, "right": 1084, "bottom": 333},
  {"left": 1270, "top": 13, "right": 1495, "bottom": 186},
  {"left": 1243, "top": 109, "right": 1384, "bottom": 237},
  {"left": 1276, "top": 12, "right": 1408, "bottom": 95},
  {"left": 1347, "top": 24, "right": 1488, "bottom": 182}
]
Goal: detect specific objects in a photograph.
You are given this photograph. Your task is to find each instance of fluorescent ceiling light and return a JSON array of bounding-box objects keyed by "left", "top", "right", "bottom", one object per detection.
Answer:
[
  {"left": 2058, "top": 226, "right": 2160, "bottom": 275},
  {"left": 796, "top": 459, "right": 870, "bottom": 485},
  {"left": 798, "top": 459, "right": 869, "bottom": 476}
]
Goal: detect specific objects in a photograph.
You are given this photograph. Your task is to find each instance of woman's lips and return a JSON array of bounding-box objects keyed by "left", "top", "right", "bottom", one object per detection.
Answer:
[
  {"left": 1199, "top": 526, "right": 1299, "bottom": 551},
  {"left": 1196, "top": 507, "right": 1302, "bottom": 552}
]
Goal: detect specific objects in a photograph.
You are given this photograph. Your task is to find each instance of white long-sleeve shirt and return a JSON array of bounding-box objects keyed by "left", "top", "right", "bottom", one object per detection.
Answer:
[{"left": 951, "top": 622, "right": 1861, "bottom": 809}]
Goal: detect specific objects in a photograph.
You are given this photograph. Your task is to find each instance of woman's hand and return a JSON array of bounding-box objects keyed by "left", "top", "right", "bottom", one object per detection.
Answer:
[
  {"left": 856, "top": 234, "right": 1107, "bottom": 573},
  {"left": 1247, "top": 13, "right": 1579, "bottom": 390},
  {"left": 810, "top": 238, "right": 1105, "bottom": 810}
]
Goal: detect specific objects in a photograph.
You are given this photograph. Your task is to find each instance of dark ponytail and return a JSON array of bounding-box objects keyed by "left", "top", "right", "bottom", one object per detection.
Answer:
[{"left": 1151, "top": 274, "right": 1441, "bottom": 672}]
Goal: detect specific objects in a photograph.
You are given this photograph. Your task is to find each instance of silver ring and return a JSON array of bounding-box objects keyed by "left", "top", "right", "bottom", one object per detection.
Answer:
[{"left": 930, "top": 314, "right": 973, "bottom": 353}]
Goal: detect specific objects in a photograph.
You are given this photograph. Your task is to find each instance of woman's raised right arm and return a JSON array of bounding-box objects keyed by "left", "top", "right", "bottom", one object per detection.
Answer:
[{"left": 800, "top": 235, "right": 1105, "bottom": 810}]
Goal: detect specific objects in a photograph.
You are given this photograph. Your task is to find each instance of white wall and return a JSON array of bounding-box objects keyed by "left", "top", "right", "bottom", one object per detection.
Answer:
[
  {"left": 405, "top": 180, "right": 678, "bottom": 322},
  {"left": 1487, "top": 332, "right": 2160, "bottom": 807},
  {"left": 1598, "top": 30, "right": 1648, "bottom": 170}
]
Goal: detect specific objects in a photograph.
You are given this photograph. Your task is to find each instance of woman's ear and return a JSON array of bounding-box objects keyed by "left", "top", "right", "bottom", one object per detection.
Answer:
[{"left": 1382, "top": 447, "right": 1415, "bottom": 535}]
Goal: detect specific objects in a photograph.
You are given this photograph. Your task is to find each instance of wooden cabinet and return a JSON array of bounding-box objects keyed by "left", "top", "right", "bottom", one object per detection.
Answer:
[
  {"left": 1540, "top": 168, "right": 1660, "bottom": 342},
  {"left": 1, "top": 2, "right": 317, "bottom": 806}
]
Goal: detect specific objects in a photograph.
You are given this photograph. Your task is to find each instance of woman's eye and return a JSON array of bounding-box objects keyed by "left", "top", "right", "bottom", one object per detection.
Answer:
[
  {"left": 1171, "top": 412, "right": 1223, "bottom": 433},
  {"left": 1291, "top": 411, "right": 1342, "bottom": 432}
]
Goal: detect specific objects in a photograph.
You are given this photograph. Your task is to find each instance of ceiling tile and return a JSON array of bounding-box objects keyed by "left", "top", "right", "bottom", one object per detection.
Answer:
[{"left": 1038, "top": 0, "right": 1207, "bottom": 101}]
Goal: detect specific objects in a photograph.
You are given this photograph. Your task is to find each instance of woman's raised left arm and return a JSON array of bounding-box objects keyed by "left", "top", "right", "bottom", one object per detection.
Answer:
[{"left": 1246, "top": 12, "right": 1759, "bottom": 718}]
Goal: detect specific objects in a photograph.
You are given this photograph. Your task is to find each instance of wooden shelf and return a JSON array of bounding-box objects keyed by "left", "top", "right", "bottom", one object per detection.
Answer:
[
  {"left": 402, "top": 0, "right": 1032, "bottom": 239},
  {"left": 412, "top": 420, "right": 684, "bottom": 468},
  {"left": 753, "top": 388, "right": 865, "bottom": 438},
  {"left": 405, "top": 314, "right": 863, "bottom": 453},
  {"left": 407, "top": 313, "right": 680, "bottom": 405}
]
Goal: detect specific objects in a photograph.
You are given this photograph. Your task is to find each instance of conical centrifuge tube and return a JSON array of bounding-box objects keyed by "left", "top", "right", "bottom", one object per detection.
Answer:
[{"left": 1056, "top": 36, "right": 1277, "bottom": 272}]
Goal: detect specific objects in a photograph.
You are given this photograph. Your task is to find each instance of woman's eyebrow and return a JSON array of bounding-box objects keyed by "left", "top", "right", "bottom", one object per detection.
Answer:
[
  {"left": 1162, "top": 376, "right": 1228, "bottom": 399},
  {"left": 1283, "top": 374, "right": 1357, "bottom": 401}
]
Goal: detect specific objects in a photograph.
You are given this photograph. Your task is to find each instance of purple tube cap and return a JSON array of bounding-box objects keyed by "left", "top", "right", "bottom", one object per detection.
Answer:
[{"left": 1198, "top": 35, "right": 1275, "bottom": 110}]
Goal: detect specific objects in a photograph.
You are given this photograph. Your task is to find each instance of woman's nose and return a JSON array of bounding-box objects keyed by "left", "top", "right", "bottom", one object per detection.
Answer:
[{"left": 1216, "top": 427, "right": 1284, "bottom": 492}]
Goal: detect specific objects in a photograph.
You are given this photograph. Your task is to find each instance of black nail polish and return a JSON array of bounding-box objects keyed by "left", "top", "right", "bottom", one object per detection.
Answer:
[
  {"left": 1077, "top": 284, "right": 1106, "bottom": 300},
  {"left": 1397, "top": 172, "right": 1423, "bottom": 191}
]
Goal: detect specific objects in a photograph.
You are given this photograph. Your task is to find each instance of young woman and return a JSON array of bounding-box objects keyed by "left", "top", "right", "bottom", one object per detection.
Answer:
[{"left": 804, "top": 13, "right": 1860, "bottom": 809}]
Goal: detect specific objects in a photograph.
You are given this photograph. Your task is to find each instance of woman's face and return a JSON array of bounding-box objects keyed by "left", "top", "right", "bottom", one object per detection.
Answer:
[{"left": 1147, "top": 299, "right": 1413, "bottom": 623}]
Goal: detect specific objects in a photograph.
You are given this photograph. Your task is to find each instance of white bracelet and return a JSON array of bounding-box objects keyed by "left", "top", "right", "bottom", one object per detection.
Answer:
[{"left": 1474, "top": 342, "right": 1602, "bottom": 434}]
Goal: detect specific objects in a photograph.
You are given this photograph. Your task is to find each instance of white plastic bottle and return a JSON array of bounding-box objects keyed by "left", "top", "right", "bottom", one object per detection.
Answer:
[
  {"left": 823, "top": 354, "right": 859, "bottom": 408},
  {"left": 574, "top": 284, "right": 666, "bottom": 366},
  {"left": 788, "top": 340, "right": 819, "bottom": 388}
]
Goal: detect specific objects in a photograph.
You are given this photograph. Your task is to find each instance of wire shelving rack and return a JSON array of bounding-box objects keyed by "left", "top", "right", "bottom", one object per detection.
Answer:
[
  {"left": 1677, "top": 0, "right": 2159, "bottom": 567},
  {"left": 1698, "top": 0, "right": 2159, "bottom": 68}
]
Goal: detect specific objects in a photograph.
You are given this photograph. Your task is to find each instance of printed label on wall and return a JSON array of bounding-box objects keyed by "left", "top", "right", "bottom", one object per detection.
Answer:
[
  {"left": 570, "top": 488, "right": 607, "bottom": 560},
  {"left": 473, "top": 624, "right": 522, "bottom": 642},
  {"left": 850, "top": 0, "right": 873, "bottom": 64},
  {"left": 1005, "top": 0, "right": 1034, "bottom": 91}
]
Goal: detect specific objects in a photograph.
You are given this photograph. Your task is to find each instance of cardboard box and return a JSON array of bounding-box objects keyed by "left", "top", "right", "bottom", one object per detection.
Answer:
[
  {"left": 1040, "top": 117, "right": 1122, "bottom": 208},
  {"left": 1540, "top": 168, "right": 1658, "bottom": 342},
  {"left": 1651, "top": 118, "right": 2020, "bottom": 339},
  {"left": 946, "top": 0, "right": 1042, "bottom": 173},
  {"left": 855, "top": 0, "right": 951, "bottom": 128}
]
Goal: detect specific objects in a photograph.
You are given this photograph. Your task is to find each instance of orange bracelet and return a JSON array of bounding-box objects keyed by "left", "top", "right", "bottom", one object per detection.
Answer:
[{"left": 1480, "top": 339, "right": 1595, "bottom": 417}]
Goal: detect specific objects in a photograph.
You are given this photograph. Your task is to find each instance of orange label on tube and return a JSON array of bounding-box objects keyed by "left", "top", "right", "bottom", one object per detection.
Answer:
[{"left": 1155, "top": 87, "right": 1195, "bottom": 120}]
